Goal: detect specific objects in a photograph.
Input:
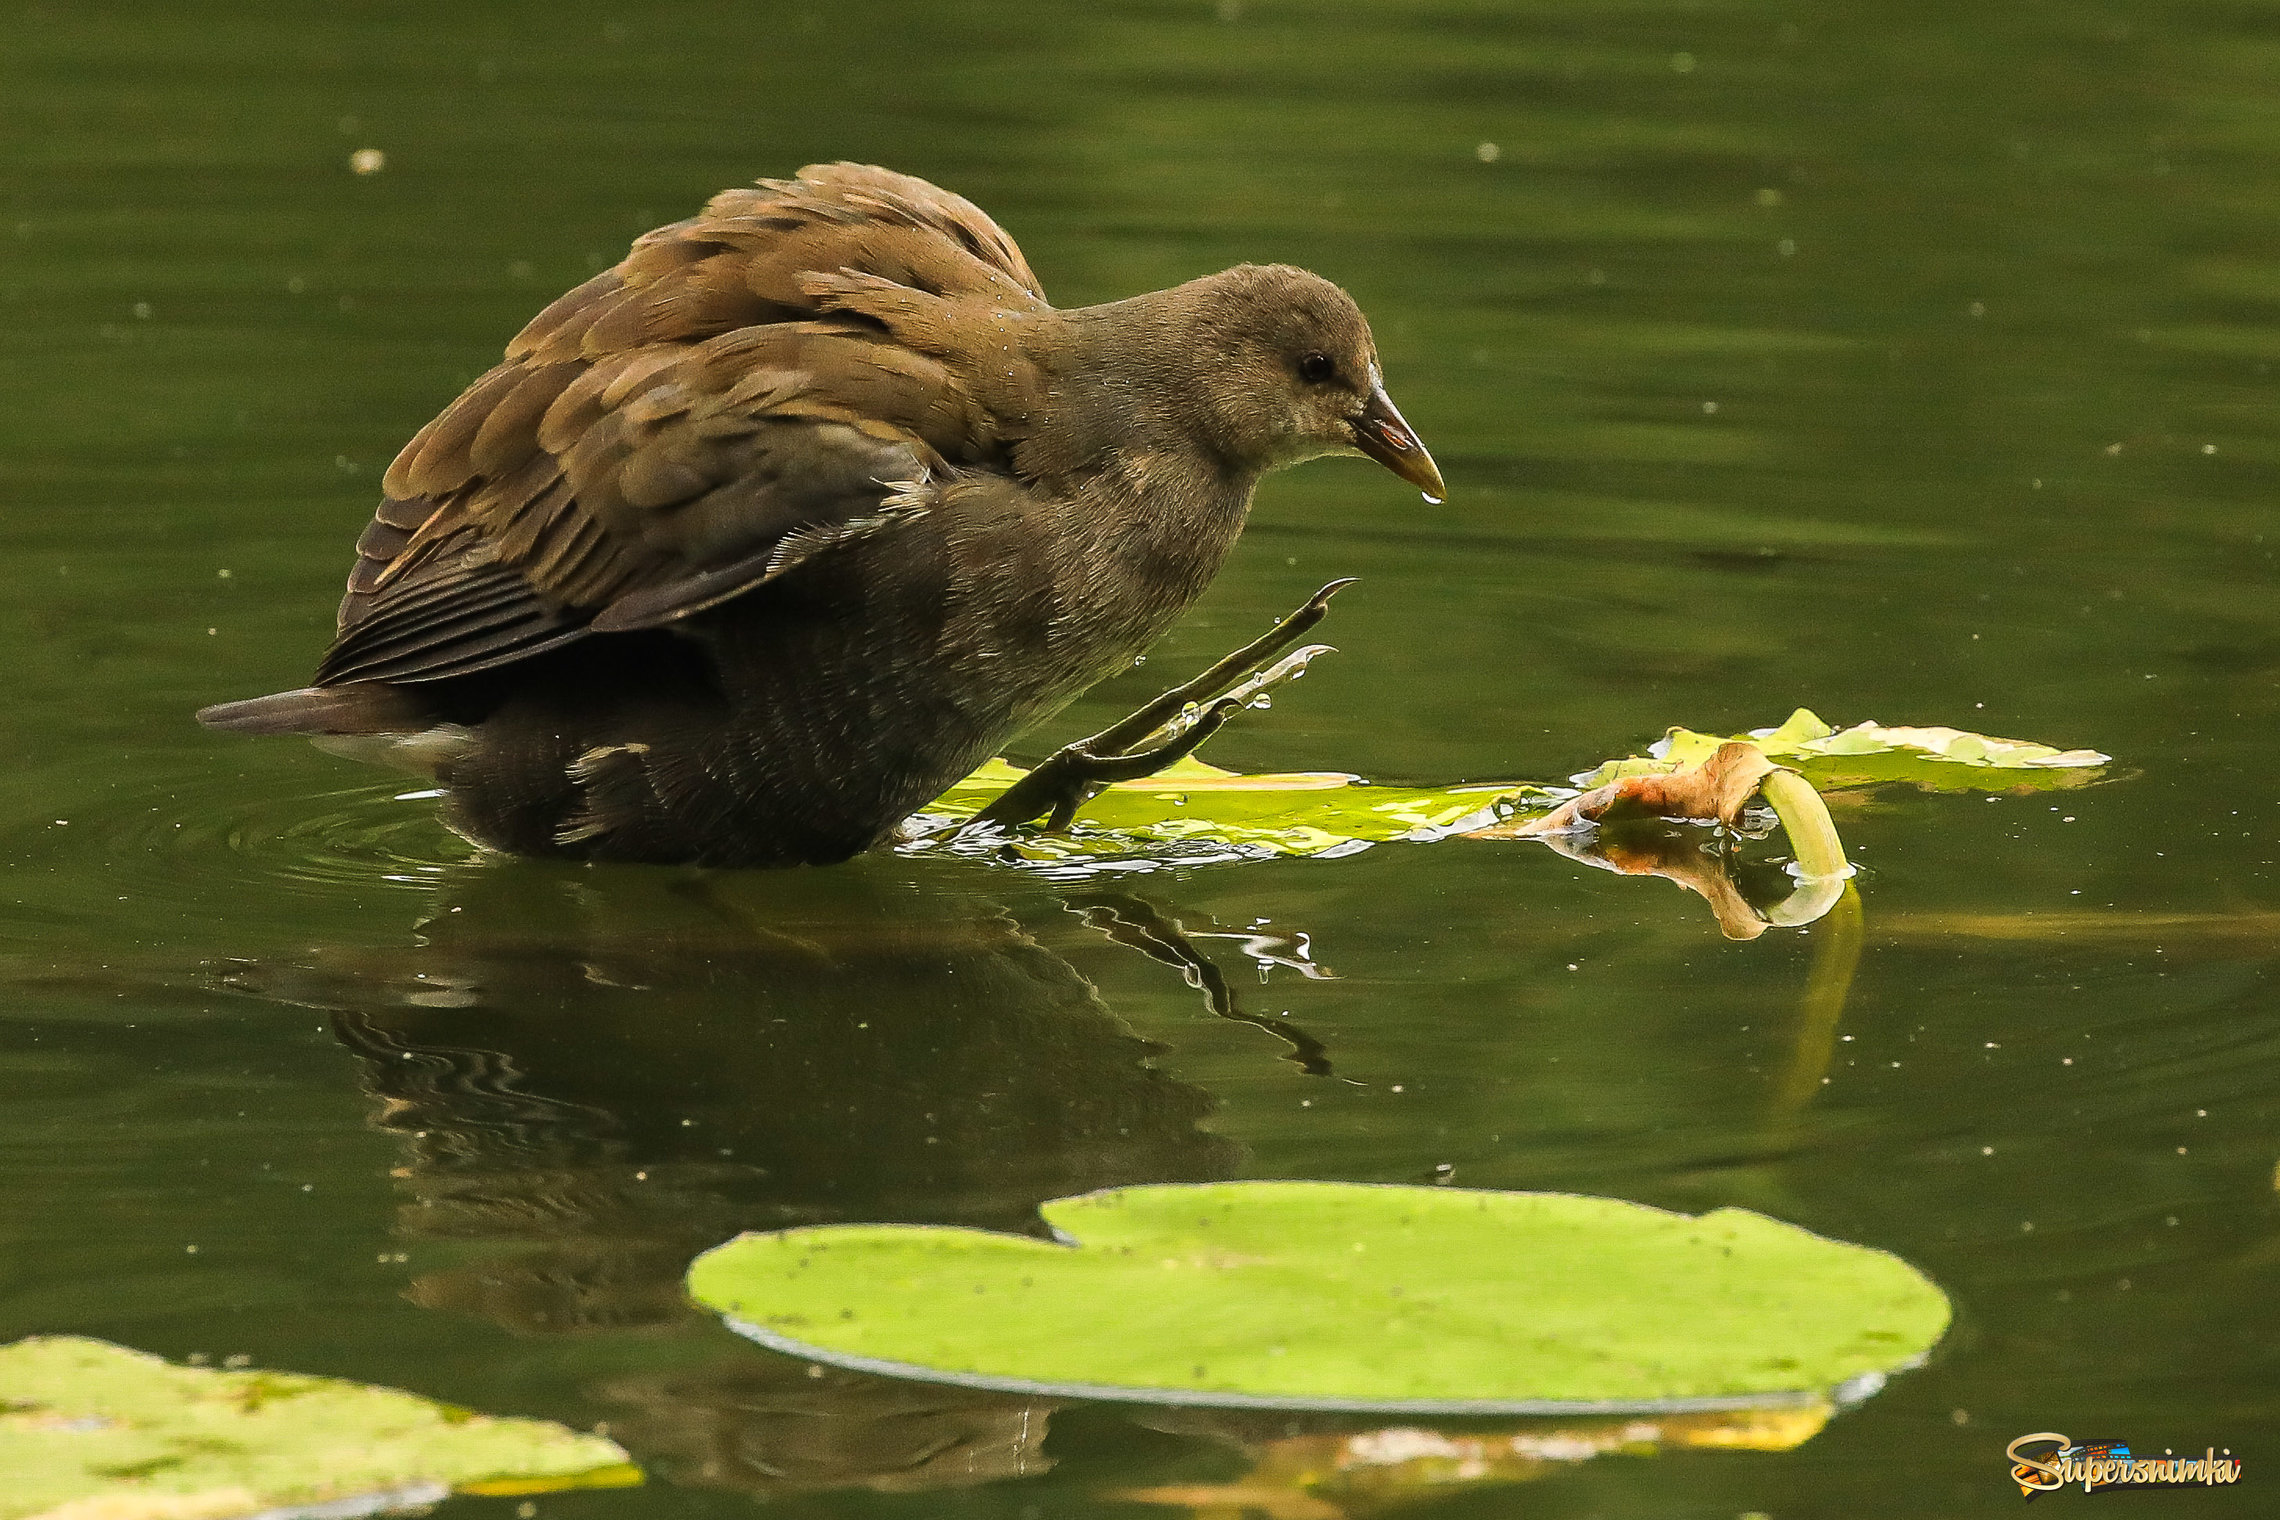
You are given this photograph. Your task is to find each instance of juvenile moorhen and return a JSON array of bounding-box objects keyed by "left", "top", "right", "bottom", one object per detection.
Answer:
[{"left": 197, "top": 163, "right": 1443, "bottom": 867}]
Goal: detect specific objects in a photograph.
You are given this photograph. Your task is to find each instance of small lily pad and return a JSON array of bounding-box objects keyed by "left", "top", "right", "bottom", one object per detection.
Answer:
[
  {"left": 0, "top": 1337, "right": 638, "bottom": 1520},
  {"left": 688, "top": 1182, "right": 1949, "bottom": 1414},
  {"left": 911, "top": 710, "right": 2108, "bottom": 866},
  {"left": 921, "top": 754, "right": 1507, "bottom": 863}
]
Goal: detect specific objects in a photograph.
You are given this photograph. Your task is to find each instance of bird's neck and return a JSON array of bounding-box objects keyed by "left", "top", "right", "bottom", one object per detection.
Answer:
[
  {"left": 1012, "top": 292, "right": 1257, "bottom": 498},
  {"left": 1056, "top": 307, "right": 1260, "bottom": 579},
  {"left": 976, "top": 297, "right": 1267, "bottom": 687}
]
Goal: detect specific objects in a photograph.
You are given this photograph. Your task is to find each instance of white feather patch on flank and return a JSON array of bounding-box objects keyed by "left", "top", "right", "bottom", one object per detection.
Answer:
[
  {"left": 557, "top": 741, "right": 654, "bottom": 845},
  {"left": 568, "top": 740, "right": 652, "bottom": 784}
]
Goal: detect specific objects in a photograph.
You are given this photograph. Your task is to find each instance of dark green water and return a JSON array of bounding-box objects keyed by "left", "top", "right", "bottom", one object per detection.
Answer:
[{"left": 2, "top": 0, "right": 2274, "bottom": 1514}]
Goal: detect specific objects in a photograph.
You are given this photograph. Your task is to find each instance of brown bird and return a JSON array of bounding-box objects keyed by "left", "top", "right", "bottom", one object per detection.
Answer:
[{"left": 197, "top": 163, "right": 1443, "bottom": 867}]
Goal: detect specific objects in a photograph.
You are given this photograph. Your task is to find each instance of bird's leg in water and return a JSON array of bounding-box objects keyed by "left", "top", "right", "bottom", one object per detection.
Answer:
[{"left": 961, "top": 579, "right": 1356, "bottom": 834}]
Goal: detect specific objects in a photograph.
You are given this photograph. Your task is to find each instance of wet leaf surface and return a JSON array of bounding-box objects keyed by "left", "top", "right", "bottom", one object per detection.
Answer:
[{"left": 913, "top": 710, "right": 2106, "bottom": 873}]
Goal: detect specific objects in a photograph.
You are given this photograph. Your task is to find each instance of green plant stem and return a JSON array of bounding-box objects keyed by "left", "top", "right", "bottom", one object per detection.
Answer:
[{"left": 1761, "top": 769, "right": 1850, "bottom": 882}]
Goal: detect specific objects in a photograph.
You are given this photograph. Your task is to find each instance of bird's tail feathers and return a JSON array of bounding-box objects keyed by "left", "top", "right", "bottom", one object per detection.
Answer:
[{"left": 196, "top": 683, "right": 435, "bottom": 736}]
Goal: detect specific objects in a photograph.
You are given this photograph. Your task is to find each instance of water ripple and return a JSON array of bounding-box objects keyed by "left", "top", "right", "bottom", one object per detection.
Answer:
[{"left": 19, "top": 771, "right": 479, "bottom": 936}]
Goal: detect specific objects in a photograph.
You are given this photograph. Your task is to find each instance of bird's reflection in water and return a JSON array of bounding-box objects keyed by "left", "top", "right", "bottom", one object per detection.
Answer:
[
  {"left": 592, "top": 1355, "right": 1056, "bottom": 1496},
  {"left": 230, "top": 860, "right": 1231, "bottom": 1493},
  {"left": 1067, "top": 893, "right": 1340, "bottom": 1076},
  {"left": 286, "top": 863, "right": 1240, "bottom": 1313}
]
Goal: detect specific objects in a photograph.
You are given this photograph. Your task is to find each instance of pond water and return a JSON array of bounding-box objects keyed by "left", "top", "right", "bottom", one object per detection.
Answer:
[{"left": 2, "top": 0, "right": 2273, "bottom": 1514}]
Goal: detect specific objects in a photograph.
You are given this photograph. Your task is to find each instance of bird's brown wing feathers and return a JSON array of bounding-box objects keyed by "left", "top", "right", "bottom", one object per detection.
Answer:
[{"left": 322, "top": 163, "right": 1043, "bottom": 687}]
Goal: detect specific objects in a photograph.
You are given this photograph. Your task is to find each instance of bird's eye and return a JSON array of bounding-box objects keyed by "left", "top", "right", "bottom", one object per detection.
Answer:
[{"left": 1297, "top": 353, "right": 1336, "bottom": 385}]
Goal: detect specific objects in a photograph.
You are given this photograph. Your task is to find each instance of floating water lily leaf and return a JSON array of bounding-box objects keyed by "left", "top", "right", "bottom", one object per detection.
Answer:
[
  {"left": 910, "top": 710, "right": 2107, "bottom": 866},
  {"left": 921, "top": 755, "right": 1513, "bottom": 864},
  {"left": 0, "top": 1337, "right": 637, "bottom": 1520},
  {"left": 1570, "top": 708, "right": 2111, "bottom": 793},
  {"left": 688, "top": 1182, "right": 1949, "bottom": 1413}
]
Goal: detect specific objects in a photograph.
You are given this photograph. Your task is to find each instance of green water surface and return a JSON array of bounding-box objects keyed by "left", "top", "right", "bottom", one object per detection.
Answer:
[{"left": 1, "top": 1, "right": 2272, "bottom": 1515}]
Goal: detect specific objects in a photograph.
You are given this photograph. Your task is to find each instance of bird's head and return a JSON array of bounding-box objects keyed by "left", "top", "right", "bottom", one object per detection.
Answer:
[{"left": 1176, "top": 264, "right": 1444, "bottom": 501}]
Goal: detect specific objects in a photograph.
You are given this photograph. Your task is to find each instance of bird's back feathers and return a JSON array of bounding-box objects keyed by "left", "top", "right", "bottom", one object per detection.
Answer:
[{"left": 327, "top": 163, "right": 1049, "bottom": 687}]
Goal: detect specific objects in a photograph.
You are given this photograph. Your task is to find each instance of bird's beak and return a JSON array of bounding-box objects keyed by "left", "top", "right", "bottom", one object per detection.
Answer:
[{"left": 1350, "top": 373, "right": 1446, "bottom": 502}]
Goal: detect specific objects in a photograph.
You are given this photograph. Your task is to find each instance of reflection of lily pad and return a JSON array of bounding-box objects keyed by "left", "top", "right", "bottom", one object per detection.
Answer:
[
  {"left": 688, "top": 1183, "right": 1949, "bottom": 1414},
  {"left": 1115, "top": 1405, "right": 1834, "bottom": 1518},
  {"left": 910, "top": 710, "right": 2108, "bottom": 865},
  {"left": 0, "top": 1337, "right": 637, "bottom": 1520}
]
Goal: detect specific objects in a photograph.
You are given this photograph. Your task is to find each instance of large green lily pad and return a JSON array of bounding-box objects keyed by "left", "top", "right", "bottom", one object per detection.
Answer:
[
  {"left": 0, "top": 1337, "right": 637, "bottom": 1520},
  {"left": 687, "top": 1182, "right": 1949, "bottom": 1414},
  {"left": 910, "top": 709, "right": 2107, "bottom": 865}
]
